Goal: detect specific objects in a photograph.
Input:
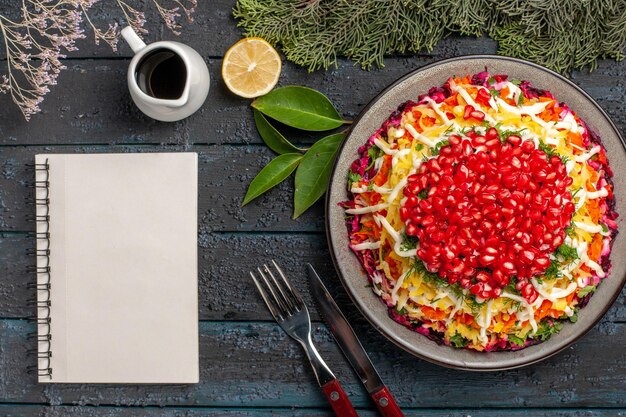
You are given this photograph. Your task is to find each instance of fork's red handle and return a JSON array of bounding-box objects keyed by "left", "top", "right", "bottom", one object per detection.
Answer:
[
  {"left": 371, "top": 386, "right": 404, "bottom": 417},
  {"left": 321, "top": 379, "right": 359, "bottom": 417}
]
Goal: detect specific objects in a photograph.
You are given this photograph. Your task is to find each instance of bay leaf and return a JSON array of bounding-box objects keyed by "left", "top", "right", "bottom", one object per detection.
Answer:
[
  {"left": 253, "top": 109, "right": 304, "bottom": 154},
  {"left": 293, "top": 132, "right": 344, "bottom": 218},
  {"left": 252, "top": 86, "right": 346, "bottom": 131},
  {"left": 243, "top": 153, "right": 303, "bottom": 206}
]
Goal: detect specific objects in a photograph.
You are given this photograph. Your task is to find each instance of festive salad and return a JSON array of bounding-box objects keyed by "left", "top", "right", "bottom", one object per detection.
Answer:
[{"left": 343, "top": 72, "right": 618, "bottom": 351}]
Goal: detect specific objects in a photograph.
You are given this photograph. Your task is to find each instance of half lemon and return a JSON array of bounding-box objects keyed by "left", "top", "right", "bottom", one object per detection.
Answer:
[{"left": 222, "top": 37, "right": 282, "bottom": 98}]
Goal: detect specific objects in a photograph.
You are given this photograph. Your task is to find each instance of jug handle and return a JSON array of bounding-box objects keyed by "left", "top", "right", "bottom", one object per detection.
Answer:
[{"left": 121, "top": 26, "right": 146, "bottom": 54}]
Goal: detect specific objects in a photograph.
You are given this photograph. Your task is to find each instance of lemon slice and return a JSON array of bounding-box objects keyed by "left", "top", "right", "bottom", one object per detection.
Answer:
[{"left": 222, "top": 37, "right": 282, "bottom": 98}]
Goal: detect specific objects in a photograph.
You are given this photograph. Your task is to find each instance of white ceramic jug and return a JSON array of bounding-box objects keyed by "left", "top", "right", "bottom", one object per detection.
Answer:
[{"left": 122, "top": 26, "right": 210, "bottom": 122}]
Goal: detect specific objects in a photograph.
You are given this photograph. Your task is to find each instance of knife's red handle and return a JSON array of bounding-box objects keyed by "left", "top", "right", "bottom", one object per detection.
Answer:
[
  {"left": 321, "top": 379, "right": 359, "bottom": 417},
  {"left": 371, "top": 386, "right": 404, "bottom": 417}
]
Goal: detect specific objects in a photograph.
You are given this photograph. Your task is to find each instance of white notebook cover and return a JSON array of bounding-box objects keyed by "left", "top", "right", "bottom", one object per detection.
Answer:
[{"left": 35, "top": 153, "right": 199, "bottom": 383}]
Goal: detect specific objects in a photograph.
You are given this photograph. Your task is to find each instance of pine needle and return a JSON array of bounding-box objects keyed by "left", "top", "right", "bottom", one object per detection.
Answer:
[{"left": 232, "top": 0, "right": 626, "bottom": 74}]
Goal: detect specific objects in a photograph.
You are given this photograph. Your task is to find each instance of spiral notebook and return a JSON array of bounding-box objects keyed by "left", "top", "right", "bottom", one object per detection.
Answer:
[{"left": 34, "top": 153, "right": 199, "bottom": 384}]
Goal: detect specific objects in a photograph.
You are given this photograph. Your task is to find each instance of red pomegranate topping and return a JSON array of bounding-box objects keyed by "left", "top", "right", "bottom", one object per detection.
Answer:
[{"left": 401, "top": 133, "right": 574, "bottom": 301}]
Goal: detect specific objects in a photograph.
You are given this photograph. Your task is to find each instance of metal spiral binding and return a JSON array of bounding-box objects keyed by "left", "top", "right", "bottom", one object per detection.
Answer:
[{"left": 33, "top": 160, "right": 52, "bottom": 378}]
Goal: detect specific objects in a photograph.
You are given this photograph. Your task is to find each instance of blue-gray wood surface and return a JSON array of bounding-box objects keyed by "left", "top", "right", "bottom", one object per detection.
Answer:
[{"left": 1, "top": 1, "right": 625, "bottom": 416}]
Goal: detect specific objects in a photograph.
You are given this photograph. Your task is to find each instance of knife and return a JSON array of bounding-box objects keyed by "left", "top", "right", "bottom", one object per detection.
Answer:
[{"left": 307, "top": 264, "right": 404, "bottom": 417}]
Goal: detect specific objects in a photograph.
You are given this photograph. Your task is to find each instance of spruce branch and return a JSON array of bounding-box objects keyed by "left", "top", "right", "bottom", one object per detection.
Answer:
[{"left": 233, "top": 0, "right": 626, "bottom": 74}]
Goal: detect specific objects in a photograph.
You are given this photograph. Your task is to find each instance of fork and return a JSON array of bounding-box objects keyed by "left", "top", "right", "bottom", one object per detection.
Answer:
[{"left": 251, "top": 260, "right": 359, "bottom": 417}]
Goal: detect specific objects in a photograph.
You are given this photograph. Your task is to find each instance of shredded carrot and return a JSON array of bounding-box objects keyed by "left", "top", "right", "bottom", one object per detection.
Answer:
[
  {"left": 500, "top": 318, "right": 517, "bottom": 333},
  {"left": 412, "top": 109, "right": 422, "bottom": 124},
  {"left": 419, "top": 115, "right": 437, "bottom": 129},
  {"left": 421, "top": 306, "right": 447, "bottom": 321},
  {"left": 373, "top": 155, "right": 392, "bottom": 186},
  {"left": 500, "top": 86, "right": 510, "bottom": 97},
  {"left": 567, "top": 131, "right": 584, "bottom": 147},
  {"left": 566, "top": 291, "right": 577, "bottom": 304},
  {"left": 459, "top": 313, "right": 474, "bottom": 325},
  {"left": 588, "top": 233, "right": 603, "bottom": 260},
  {"left": 535, "top": 300, "right": 553, "bottom": 320},
  {"left": 454, "top": 75, "right": 471, "bottom": 85},
  {"left": 444, "top": 94, "right": 459, "bottom": 106}
]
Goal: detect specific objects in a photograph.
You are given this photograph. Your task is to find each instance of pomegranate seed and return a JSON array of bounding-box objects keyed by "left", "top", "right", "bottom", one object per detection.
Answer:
[
  {"left": 534, "top": 256, "right": 550, "bottom": 268},
  {"left": 399, "top": 129, "right": 572, "bottom": 299},
  {"left": 470, "top": 283, "right": 483, "bottom": 295},
  {"left": 449, "top": 135, "right": 462, "bottom": 146},
  {"left": 485, "top": 138, "right": 500, "bottom": 149},
  {"left": 521, "top": 250, "right": 535, "bottom": 264},
  {"left": 406, "top": 223, "right": 418, "bottom": 236},
  {"left": 463, "top": 105, "right": 475, "bottom": 119},
  {"left": 485, "top": 127, "right": 499, "bottom": 140},
  {"left": 470, "top": 110, "right": 486, "bottom": 121},
  {"left": 522, "top": 283, "right": 535, "bottom": 298},
  {"left": 476, "top": 271, "right": 491, "bottom": 282},
  {"left": 476, "top": 88, "right": 493, "bottom": 107},
  {"left": 506, "top": 135, "right": 522, "bottom": 146},
  {"left": 400, "top": 207, "right": 409, "bottom": 221},
  {"left": 480, "top": 254, "right": 496, "bottom": 266},
  {"left": 407, "top": 174, "right": 420, "bottom": 183},
  {"left": 460, "top": 278, "right": 472, "bottom": 289},
  {"left": 521, "top": 140, "right": 535, "bottom": 153},
  {"left": 405, "top": 195, "right": 419, "bottom": 208}
]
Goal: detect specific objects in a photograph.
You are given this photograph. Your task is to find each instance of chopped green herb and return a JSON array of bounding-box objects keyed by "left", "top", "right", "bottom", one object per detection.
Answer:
[
  {"left": 496, "top": 125, "right": 527, "bottom": 140},
  {"left": 348, "top": 172, "right": 362, "bottom": 185},
  {"left": 399, "top": 232, "right": 419, "bottom": 251},
  {"left": 517, "top": 90, "right": 525, "bottom": 106},
  {"left": 556, "top": 243, "right": 579, "bottom": 262},
  {"left": 487, "top": 76, "right": 496, "bottom": 85},
  {"left": 410, "top": 261, "right": 464, "bottom": 297},
  {"left": 489, "top": 88, "right": 500, "bottom": 97},
  {"left": 543, "top": 260, "right": 562, "bottom": 280},
  {"left": 511, "top": 80, "right": 522, "bottom": 86},
  {"left": 503, "top": 279, "right": 520, "bottom": 295},
  {"left": 534, "top": 319, "right": 564, "bottom": 341},
  {"left": 538, "top": 140, "right": 559, "bottom": 159},
  {"left": 365, "top": 146, "right": 384, "bottom": 171},
  {"left": 418, "top": 190, "right": 428, "bottom": 200},
  {"left": 577, "top": 285, "right": 596, "bottom": 298},
  {"left": 465, "top": 295, "right": 486, "bottom": 313},
  {"left": 564, "top": 225, "right": 576, "bottom": 237},
  {"left": 430, "top": 140, "right": 450, "bottom": 156},
  {"left": 448, "top": 283, "right": 465, "bottom": 299},
  {"left": 568, "top": 312, "right": 578, "bottom": 323},
  {"left": 412, "top": 261, "right": 446, "bottom": 286},
  {"left": 367, "top": 146, "right": 382, "bottom": 160},
  {"left": 449, "top": 332, "right": 470, "bottom": 348},
  {"left": 508, "top": 334, "right": 526, "bottom": 347},
  {"left": 601, "top": 223, "right": 609, "bottom": 233},
  {"left": 396, "top": 306, "right": 408, "bottom": 315},
  {"left": 502, "top": 297, "right": 522, "bottom": 311},
  {"left": 415, "top": 143, "right": 425, "bottom": 151}
]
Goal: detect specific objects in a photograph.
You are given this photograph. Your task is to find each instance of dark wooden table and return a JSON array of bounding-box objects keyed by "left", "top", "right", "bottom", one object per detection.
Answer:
[{"left": 1, "top": 1, "right": 625, "bottom": 416}]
